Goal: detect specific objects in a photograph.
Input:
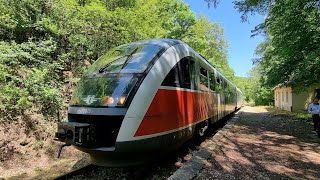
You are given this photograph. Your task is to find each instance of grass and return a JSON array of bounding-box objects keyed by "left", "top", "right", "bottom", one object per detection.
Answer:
[
  {"left": 7, "top": 158, "right": 88, "bottom": 180},
  {"left": 265, "top": 106, "right": 311, "bottom": 121}
]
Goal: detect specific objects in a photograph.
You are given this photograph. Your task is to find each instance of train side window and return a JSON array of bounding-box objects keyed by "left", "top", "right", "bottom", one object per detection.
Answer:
[
  {"left": 199, "top": 66, "right": 209, "bottom": 91},
  {"left": 216, "top": 77, "right": 220, "bottom": 84},
  {"left": 161, "top": 64, "right": 180, "bottom": 87},
  {"left": 216, "top": 74, "right": 222, "bottom": 92},
  {"left": 179, "top": 58, "right": 194, "bottom": 89},
  {"left": 189, "top": 59, "right": 197, "bottom": 90},
  {"left": 209, "top": 72, "right": 215, "bottom": 91},
  {"left": 161, "top": 57, "right": 195, "bottom": 89}
]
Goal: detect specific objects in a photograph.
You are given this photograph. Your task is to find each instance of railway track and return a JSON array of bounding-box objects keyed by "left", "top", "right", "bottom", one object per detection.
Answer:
[
  {"left": 54, "top": 114, "right": 233, "bottom": 180},
  {"left": 55, "top": 164, "right": 96, "bottom": 180}
]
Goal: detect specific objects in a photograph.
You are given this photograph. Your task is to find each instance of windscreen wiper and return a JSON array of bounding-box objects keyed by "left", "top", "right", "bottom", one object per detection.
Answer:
[
  {"left": 98, "top": 47, "right": 138, "bottom": 73},
  {"left": 98, "top": 56, "right": 124, "bottom": 73},
  {"left": 121, "top": 47, "right": 138, "bottom": 70}
]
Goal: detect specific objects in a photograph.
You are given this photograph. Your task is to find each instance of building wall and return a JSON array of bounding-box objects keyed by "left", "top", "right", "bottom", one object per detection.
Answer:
[
  {"left": 274, "top": 86, "right": 292, "bottom": 111},
  {"left": 274, "top": 83, "right": 320, "bottom": 112},
  {"left": 292, "top": 83, "right": 320, "bottom": 112}
]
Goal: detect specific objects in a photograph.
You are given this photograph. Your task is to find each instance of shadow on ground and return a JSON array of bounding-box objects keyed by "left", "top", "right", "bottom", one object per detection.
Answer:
[{"left": 196, "top": 106, "right": 320, "bottom": 180}]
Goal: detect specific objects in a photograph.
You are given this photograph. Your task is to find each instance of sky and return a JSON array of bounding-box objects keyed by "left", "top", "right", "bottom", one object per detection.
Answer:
[{"left": 183, "top": 0, "right": 265, "bottom": 77}]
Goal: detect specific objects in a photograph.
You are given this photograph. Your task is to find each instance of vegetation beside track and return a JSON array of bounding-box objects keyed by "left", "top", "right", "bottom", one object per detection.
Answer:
[{"left": 266, "top": 107, "right": 312, "bottom": 121}]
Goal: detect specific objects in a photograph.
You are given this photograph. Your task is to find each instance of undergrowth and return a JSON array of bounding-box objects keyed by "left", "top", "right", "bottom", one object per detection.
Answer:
[{"left": 265, "top": 107, "right": 311, "bottom": 121}]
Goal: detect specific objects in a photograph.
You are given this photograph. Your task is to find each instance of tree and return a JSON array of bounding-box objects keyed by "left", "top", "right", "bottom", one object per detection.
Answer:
[
  {"left": 234, "top": 65, "right": 273, "bottom": 105},
  {"left": 234, "top": 0, "right": 320, "bottom": 90},
  {"left": 0, "top": 0, "right": 235, "bottom": 122},
  {"left": 182, "top": 15, "right": 234, "bottom": 80}
]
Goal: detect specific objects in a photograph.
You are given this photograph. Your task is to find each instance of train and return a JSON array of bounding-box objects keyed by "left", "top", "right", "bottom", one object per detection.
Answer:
[{"left": 55, "top": 39, "right": 242, "bottom": 166}]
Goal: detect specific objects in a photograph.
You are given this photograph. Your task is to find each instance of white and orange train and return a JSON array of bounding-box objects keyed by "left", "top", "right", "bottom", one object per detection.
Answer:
[{"left": 55, "top": 39, "right": 242, "bottom": 166}]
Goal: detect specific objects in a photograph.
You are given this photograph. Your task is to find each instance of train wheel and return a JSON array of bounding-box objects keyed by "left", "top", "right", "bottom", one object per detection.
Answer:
[{"left": 196, "top": 120, "right": 209, "bottom": 137}]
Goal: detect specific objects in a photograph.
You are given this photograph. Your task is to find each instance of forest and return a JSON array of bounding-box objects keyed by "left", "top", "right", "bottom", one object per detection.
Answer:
[
  {"left": 0, "top": 0, "right": 235, "bottom": 124},
  {"left": 234, "top": 0, "right": 320, "bottom": 102},
  {"left": 0, "top": 0, "right": 319, "bottom": 165}
]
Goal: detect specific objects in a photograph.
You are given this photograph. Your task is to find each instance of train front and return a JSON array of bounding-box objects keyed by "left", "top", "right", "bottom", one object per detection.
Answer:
[{"left": 55, "top": 41, "right": 166, "bottom": 166}]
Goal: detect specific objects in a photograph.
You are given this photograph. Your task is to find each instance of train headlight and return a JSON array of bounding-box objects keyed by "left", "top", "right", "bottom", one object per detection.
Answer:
[
  {"left": 119, "top": 96, "right": 126, "bottom": 105},
  {"left": 101, "top": 96, "right": 114, "bottom": 106},
  {"left": 101, "top": 96, "right": 126, "bottom": 106},
  {"left": 107, "top": 97, "right": 114, "bottom": 104}
]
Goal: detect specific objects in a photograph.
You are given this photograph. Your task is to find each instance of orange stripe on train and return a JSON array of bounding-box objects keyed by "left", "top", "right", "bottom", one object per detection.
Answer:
[{"left": 134, "top": 89, "right": 218, "bottom": 136}]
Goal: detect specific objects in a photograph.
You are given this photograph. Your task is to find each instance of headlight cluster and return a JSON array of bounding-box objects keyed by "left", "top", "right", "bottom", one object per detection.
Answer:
[
  {"left": 101, "top": 96, "right": 126, "bottom": 106},
  {"left": 70, "top": 95, "right": 127, "bottom": 106}
]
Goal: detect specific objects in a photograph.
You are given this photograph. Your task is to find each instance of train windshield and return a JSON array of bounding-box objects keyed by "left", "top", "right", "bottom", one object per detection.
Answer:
[
  {"left": 86, "top": 43, "right": 163, "bottom": 74},
  {"left": 70, "top": 74, "right": 139, "bottom": 107}
]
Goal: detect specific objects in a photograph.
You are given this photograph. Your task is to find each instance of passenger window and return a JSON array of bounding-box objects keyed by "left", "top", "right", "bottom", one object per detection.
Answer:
[
  {"left": 216, "top": 74, "right": 222, "bottom": 93},
  {"left": 209, "top": 72, "right": 215, "bottom": 91},
  {"left": 179, "top": 58, "right": 192, "bottom": 89},
  {"left": 199, "top": 66, "right": 209, "bottom": 91},
  {"left": 161, "top": 65, "right": 180, "bottom": 87},
  {"left": 161, "top": 57, "right": 195, "bottom": 90},
  {"left": 188, "top": 59, "right": 197, "bottom": 90}
]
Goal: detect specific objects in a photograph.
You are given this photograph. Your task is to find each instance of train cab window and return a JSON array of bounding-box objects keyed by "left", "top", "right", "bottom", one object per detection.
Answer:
[
  {"left": 86, "top": 44, "right": 163, "bottom": 74},
  {"left": 199, "top": 66, "right": 209, "bottom": 91},
  {"left": 161, "top": 57, "right": 195, "bottom": 89},
  {"left": 209, "top": 72, "right": 215, "bottom": 91}
]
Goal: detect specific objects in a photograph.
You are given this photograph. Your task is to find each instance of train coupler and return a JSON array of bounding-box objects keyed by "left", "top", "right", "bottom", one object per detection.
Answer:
[{"left": 55, "top": 122, "right": 93, "bottom": 147}]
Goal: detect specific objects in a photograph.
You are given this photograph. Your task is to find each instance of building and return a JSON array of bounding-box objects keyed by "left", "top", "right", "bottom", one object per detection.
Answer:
[{"left": 274, "top": 83, "right": 320, "bottom": 112}]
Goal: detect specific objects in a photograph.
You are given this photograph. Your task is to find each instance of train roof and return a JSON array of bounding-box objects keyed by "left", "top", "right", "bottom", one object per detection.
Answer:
[
  {"left": 123, "top": 39, "right": 239, "bottom": 90},
  {"left": 124, "top": 39, "right": 184, "bottom": 49}
]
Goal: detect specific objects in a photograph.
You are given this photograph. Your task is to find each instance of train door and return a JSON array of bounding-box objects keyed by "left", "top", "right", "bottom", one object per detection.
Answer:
[
  {"left": 222, "top": 78, "right": 227, "bottom": 116},
  {"left": 209, "top": 70, "right": 217, "bottom": 123},
  {"left": 216, "top": 73, "right": 222, "bottom": 120}
]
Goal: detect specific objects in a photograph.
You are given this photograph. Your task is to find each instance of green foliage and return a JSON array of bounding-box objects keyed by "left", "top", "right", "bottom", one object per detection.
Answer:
[
  {"left": 0, "top": 39, "right": 63, "bottom": 120},
  {"left": 0, "top": 0, "right": 235, "bottom": 123},
  {"left": 235, "top": 0, "right": 320, "bottom": 90},
  {"left": 182, "top": 15, "right": 234, "bottom": 80},
  {"left": 267, "top": 107, "right": 311, "bottom": 121},
  {"left": 234, "top": 65, "right": 273, "bottom": 105}
]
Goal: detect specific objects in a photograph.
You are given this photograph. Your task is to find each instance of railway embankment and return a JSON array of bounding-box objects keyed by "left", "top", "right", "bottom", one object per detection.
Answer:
[{"left": 170, "top": 106, "right": 320, "bottom": 180}]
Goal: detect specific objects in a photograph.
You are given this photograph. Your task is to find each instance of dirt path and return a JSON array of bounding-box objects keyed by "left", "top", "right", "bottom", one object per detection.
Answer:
[{"left": 195, "top": 106, "right": 320, "bottom": 180}]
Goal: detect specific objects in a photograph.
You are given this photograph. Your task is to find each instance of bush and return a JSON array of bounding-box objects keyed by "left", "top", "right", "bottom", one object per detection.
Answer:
[{"left": 0, "top": 39, "right": 63, "bottom": 122}]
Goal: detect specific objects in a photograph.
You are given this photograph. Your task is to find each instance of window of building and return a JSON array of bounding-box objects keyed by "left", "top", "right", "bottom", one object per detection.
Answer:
[
  {"left": 282, "top": 92, "right": 284, "bottom": 102},
  {"left": 286, "top": 92, "right": 288, "bottom": 103}
]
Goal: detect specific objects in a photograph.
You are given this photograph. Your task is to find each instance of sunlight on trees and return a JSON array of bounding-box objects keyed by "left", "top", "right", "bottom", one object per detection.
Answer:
[{"left": 0, "top": 0, "right": 235, "bottom": 121}]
